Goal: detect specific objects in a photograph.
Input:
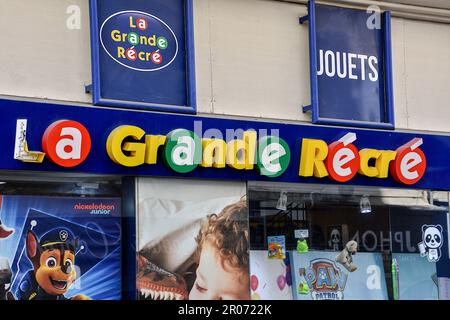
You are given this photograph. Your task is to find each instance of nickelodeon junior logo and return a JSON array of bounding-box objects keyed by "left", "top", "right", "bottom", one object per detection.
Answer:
[
  {"left": 100, "top": 11, "right": 178, "bottom": 71},
  {"left": 74, "top": 203, "right": 116, "bottom": 215},
  {"left": 14, "top": 120, "right": 427, "bottom": 185}
]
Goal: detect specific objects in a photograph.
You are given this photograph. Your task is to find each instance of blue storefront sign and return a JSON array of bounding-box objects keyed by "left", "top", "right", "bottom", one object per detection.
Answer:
[
  {"left": 2, "top": 98, "right": 450, "bottom": 191},
  {"left": 301, "top": 0, "right": 394, "bottom": 129},
  {"left": 89, "top": 0, "right": 196, "bottom": 113}
]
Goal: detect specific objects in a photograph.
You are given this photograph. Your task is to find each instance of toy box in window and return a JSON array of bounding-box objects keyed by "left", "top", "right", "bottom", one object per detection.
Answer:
[{"left": 0, "top": 195, "right": 121, "bottom": 300}]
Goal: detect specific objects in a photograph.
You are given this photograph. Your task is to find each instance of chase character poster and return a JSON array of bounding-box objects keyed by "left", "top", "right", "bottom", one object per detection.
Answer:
[{"left": 0, "top": 195, "right": 121, "bottom": 300}]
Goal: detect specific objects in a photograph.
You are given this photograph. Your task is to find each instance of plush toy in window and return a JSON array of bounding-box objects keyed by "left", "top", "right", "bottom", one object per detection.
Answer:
[
  {"left": 297, "top": 268, "right": 309, "bottom": 295},
  {"left": 335, "top": 240, "right": 358, "bottom": 272},
  {"left": 297, "top": 239, "right": 309, "bottom": 253}
]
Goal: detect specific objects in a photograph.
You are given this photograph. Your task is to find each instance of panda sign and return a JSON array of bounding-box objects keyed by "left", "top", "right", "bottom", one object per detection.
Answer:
[
  {"left": 418, "top": 225, "right": 444, "bottom": 263},
  {"left": 301, "top": 0, "right": 394, "bottom": 129}
]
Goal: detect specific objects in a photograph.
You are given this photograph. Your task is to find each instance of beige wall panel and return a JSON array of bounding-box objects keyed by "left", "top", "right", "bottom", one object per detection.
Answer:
[
  {"left": 207, "top": 0, "right": 311, "bottom": 121},
  {"left": 193, "top": 0, "right": 214, "bottom": 113},
  {"left": 391, "top": 18, "right": 409, "bottom": 129},
  {"left": 0, "top": 0, "right": 91, "bottom": 103},
  {"left": 403, "top": 19, "right": 450, "bottom": 132}
]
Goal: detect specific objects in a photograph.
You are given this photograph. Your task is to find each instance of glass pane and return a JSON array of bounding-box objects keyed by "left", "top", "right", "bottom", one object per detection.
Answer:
[{"left": 248, "top": 182, "right": 445, "bottom": 301}]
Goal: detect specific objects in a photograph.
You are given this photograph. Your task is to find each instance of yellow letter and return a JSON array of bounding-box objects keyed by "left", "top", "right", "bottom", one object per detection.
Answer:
[
  {"left": 111, "top": 30, "right": 121, "bottom": 42},
  {"left": 144, "top": 135, "right": 166, "bottom": 165},
  {"left": 226, "top": 131, "right": 257, "bottom": 170},
  {"left": 148, "top": 35, "right": 156, "bottom": 46},
  {"left": 140, "top": 35, "right": 148, "bottom": 46},
  {"left": 129, "top": 16, "right": 136, "bottom": 28},
  {"left": 244, "top": 131, "right": 257, "bottom": 170},
  {"left": 227, "top": 140, "right": 246, "bottom": 170},
  {"left": 201, "top": 139, "right": 227, "bottom": 168},
  {"left": 375, "top": 150, "right": 397, "bottom": 178},
  {"left": 106, "top": 125, "right": 146, "bottom": 167},
  {"left": 117, "top": 47, "right": 125, "bottom": 59},
  {"left": 299, "top": 138, "right": 329, "bottom": 178},
  {"left": 358, "top": 149, "right": 381, "bottom": 177}
]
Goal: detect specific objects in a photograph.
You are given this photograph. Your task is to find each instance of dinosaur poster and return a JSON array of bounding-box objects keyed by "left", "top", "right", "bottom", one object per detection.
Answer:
[
  {"left": 136, "top": 177, "right": 250, "bottom": 300},
  {"left": 0, "top": 195, "right": 121, "bottom": 300}
]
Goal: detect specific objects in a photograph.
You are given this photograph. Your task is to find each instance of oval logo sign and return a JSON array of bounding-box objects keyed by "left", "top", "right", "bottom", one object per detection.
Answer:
[{"left": 100, "top": 11, "right": 178, "bottom": 72}]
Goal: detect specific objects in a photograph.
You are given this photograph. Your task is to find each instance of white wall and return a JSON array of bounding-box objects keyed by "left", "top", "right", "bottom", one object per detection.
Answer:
[
  {"left": 194, "top": 0, "right": 310, "bottom": 122},
  {"left": 0, "top": 0, "right": 448, "bottom": 133},
  {"left": 401, "top": 19, "right": 450, "bottom": 132},
  {"left": 0, "top": 0, "right": 91, "bottom": 103}
]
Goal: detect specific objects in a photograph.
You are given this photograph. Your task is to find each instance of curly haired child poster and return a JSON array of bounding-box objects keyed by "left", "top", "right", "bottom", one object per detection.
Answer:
[{"left": 136, "top": 177, "right": 250, "bottom": 300}]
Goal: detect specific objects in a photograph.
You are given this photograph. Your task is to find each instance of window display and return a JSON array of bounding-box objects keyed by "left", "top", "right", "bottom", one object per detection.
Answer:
[
  {"left": 389, "top": 206, "right": 447, "bottom": 300},
  {"left": 248, "top": 182, "right": 449, "bottom": 300},
  {"left": 136, "top": 178, "right": 249, "bottom": 300}
]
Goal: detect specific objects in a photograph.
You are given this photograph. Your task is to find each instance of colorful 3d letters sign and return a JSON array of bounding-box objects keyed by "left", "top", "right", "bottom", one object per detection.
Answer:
[
  {"left": 3, "top": 99, "right": 450, "bottom": 190},
  {"left": 89, "top": 0, "right": 196, "bottom": 113},
  {"left": 12, "top": 119, "right": 427, "bottom": 186},
  {"left": 298, "top": 134, "right": 426, "bottom": 185}
]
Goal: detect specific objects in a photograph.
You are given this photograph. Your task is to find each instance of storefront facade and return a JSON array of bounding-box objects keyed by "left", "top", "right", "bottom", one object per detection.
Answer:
[{"left": 0, "top": 0, "right": 449, "bottom": 300}]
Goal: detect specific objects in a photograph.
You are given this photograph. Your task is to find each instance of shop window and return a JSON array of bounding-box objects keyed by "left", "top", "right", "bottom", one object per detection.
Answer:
[{"left": 248, "top": 182, "right": 449, "bottom": 300}]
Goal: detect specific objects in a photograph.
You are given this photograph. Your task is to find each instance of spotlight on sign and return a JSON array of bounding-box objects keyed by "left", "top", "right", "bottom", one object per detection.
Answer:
[
  {"left": 276, "top": 191, "right": 288, "bottom": 211},
  {"left": 360, "top": 195, "right": 372, "bottom": 214}
]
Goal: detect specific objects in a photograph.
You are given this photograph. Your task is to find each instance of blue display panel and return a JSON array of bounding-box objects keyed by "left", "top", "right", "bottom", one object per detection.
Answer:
[
  {"left": 390, "top": 207, "right": 449, "bottom": 284},
  {"left": 1, "top": 98, "right": 450, "bottom": 190},
  {"left": 392, "top": 253, "right": 438, "bottom": 300},
  {"left": 301, "top": 0, "right": 394, "bottom": 129},
  {"left": 433, "top": 209, "right": 450, "bottom": 281},
  {"left": 0, "top": 195, "right": 121, "bottom": 300},
  {"left": 89, "top": 0, "right": 196, "bottom": 113},
  {"left": 289, "top": 251, "right": 388, "bottom": 300}
]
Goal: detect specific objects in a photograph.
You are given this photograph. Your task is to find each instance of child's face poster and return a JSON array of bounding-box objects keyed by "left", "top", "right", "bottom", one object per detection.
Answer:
[
  {"left": 136, "top": 178, "right": 250, "bottom": 300},
  {"left": 0, "top": 195, "right": 121, "bottom": 300},
  {"left": 268, "top": 236, "right": 286, "bottom": 260}
]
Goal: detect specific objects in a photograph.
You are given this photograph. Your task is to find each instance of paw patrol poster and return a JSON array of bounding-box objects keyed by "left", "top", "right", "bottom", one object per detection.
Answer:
[
  {"left": 290, "top": 251, "right": 388, "bottom": 300},
  {"left": 0, "top": 195, "right": 121, "bottom": 300}
]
